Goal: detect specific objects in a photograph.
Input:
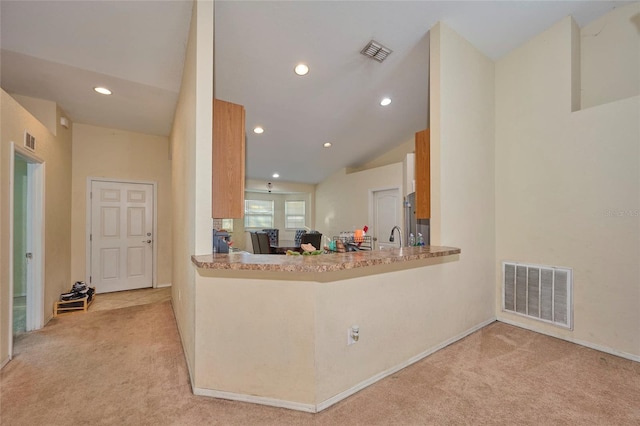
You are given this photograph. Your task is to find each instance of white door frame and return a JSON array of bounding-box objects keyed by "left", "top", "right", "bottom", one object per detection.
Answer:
[
  {"left": 85, "top": 177, "right": 158, "bottom": 289},
  {"left": 368, "top": 186, "right": 402, "bottom": 250},
  {"left": 8, "top": 142, "right": 45, "bottom": 358}
]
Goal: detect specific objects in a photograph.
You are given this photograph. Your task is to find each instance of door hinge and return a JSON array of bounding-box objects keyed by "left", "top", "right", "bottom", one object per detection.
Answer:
[
  {"left": 90, "top": 191, "right": 93, "bottom": 199},
  {"left": 90, "top": 234, "right": 92, "bottom": 241},
  {"left": 90, "top": 276, "right": 92, "bottom": 284}
]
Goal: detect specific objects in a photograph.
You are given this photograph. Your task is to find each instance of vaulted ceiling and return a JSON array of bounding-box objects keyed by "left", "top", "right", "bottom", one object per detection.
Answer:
[{"left": 0, "top": 1, "right": 629, "bottom": 183}]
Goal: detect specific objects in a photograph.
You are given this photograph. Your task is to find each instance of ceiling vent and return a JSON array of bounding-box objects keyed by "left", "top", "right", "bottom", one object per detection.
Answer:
[{"left": 360, "top": 40, "right": 392, "bottom": 62}]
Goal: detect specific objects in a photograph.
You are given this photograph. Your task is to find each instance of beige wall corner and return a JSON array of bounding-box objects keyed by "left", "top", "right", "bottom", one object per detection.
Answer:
[
  {"left": 428, "top": 23, "right": 442, "bottom": 245},
  {"left": 428, "top": 21, "right": 496, "bottom": 336},
  {"left": 169, "top": 0, "right": 212, "bottom": 380},
  {"left": 70, "top": 124, "right": 173, "bottom": 287},
  {"left": 495, "top": 12, "right": 640, "bottom": 357}
]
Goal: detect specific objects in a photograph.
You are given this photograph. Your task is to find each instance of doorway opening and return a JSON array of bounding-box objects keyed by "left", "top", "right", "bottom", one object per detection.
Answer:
[{"left": 9, "top": 144, "right": 45, "bottom": 358}]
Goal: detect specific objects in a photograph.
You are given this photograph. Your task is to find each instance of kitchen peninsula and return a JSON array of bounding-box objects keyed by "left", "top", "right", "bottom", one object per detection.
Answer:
[{"left": 190, "top": 246, "right": 466, "bottom": 413}]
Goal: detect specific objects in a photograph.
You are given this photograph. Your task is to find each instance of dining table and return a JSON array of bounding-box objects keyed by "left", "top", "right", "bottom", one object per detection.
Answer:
[{"left": 270, "top": 239, "right": 301, "bottom": 254}]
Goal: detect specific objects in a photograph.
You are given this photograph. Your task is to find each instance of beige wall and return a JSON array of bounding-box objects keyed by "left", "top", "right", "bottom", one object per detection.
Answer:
[
  {"left": 315, "top": 163, "right": 404, "bottom": 245},
  {"left": 495, "top": 16, "right": 640, "bottom": 357},
  {"left": 428, "top": 21, "right": 496, "bottom": 346},
  {"left": 169, "top": 0, "right": 210, "bottom": 379},
  {"left": 70, "top": 124, "right": 173, "bottom": 286},
  {"left": 11, "top": 94, "right": 58, "bottom": 136},
  {"left": 347, "top": 137, "right": 414, "bottom": 173},
  {"left": 195, "top": 273, "right": 316, "bottom": 402},
  {"left": 1, "top": 90, "right": 72, "bottom": 365},
  {"left": 193, "top": 256, "right": 480, "bottom": 409},
  {"left": 581, "top": 2, "right": 640, "bottom": 109},
  {"left": 170, "top": 0, "right": 198, "bottom": 378}
]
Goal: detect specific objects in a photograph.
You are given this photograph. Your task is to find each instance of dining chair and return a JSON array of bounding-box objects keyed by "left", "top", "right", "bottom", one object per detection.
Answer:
[
  {"left": 300, "top": 232, "right": 322, "bottom": 250},
  {"left": 262, "top": 228, "right": 279, "bottom": 246},
  {"left": 250, "top": 232, "right": 261, "bottom": 254},
  {"left": 256, "top": 232, "right": 272, "bottom": 254},
  {"left": 294, "top": 229, "right": 307, "bottom": 246}
]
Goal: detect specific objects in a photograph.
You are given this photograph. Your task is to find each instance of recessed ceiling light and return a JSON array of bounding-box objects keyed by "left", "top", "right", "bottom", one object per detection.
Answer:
[
  {"left": 253, "top": 126, "right": 264, "bottom": 134},
  {"left": 380, "top": 97, "right": 392, "bottom": 106},
  {"left": 272, "top": 173, "right": 280, "bottom": 178},
  {"left": 323, "top": 142, "right": 332, "bottom": 148},
  {"left": 94, "top": 87, "right": 112, "bottom": 95},
  {"left": 294, "top": 63, "right": 309, "bottom": 76}
]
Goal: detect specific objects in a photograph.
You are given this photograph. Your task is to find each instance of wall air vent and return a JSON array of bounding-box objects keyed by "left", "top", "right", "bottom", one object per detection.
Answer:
[
  {"left": 502, "top": 261, "right": 573, "bottom": 329},
  {"left": 360, "top": 40, "right": 392, "bottom": 62},
  {"left": 24, "top": 131, "right": 36, "bottom": 151}
]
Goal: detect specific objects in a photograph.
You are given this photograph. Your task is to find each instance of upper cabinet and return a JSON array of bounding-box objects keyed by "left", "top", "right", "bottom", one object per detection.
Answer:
[
  {"left": 212, "top": 98, "right": 246, "bottom": 219},
  {"left": 415, "top": 128, "right": 430, "bottom": 219}
]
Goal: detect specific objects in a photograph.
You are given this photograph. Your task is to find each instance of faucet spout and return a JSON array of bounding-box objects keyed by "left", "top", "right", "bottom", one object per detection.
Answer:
[{"left": 389, "top": 226, "right": 403, "bottom": 247}]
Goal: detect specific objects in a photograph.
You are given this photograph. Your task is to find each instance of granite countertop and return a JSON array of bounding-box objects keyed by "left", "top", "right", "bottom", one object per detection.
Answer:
[{"left": 191, "top": 245, "right": 461, "bottom": 273}]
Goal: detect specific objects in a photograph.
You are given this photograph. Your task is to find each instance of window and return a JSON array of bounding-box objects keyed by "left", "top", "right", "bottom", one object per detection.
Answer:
[
  {"left": 244, "top": 199, "right": 274, "bottom": 228},
  {"left": 285, "top": 200, "right": 306, "bottom": 229}
]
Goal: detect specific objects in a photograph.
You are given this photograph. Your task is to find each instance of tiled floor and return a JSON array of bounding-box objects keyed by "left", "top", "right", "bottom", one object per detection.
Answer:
[{"left": 90, "top": 286, "right": 172, "bottom": 312}]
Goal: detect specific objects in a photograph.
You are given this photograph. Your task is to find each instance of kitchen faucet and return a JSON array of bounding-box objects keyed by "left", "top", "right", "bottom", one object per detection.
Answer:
[{"left": 389, "top": 226, "right": 403, "bottom": 247}]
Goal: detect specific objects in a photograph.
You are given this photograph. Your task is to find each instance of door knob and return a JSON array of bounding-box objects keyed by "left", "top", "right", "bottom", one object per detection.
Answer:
[{"left": 142, "top": 240, "right": 152, "bottom": 244}]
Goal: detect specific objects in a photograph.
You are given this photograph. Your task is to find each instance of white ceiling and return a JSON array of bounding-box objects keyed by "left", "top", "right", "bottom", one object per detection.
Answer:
[{"left": 0, "top": 1, "right": 629, "bottom": 184}]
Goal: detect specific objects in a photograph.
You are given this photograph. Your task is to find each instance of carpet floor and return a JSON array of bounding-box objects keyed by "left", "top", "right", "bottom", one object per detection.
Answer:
[{"left": 1, "top": 301, "right": 638, "bottom": 425}]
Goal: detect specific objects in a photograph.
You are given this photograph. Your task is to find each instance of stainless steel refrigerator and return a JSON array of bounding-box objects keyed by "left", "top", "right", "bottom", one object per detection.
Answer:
[{"left": 404, "top": 192, "right": 430, "bottom": 245}]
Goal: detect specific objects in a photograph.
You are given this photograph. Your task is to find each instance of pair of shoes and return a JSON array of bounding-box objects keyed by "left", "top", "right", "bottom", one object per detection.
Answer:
[
  {"left": 72, "top": 281, "right": 87, "bottom": 292},
  {"left": 60, "top": 291, "right": 86, "bottom": 301},
  {"left": 60, "top": 281, "right": 94, "bottom": 302}
]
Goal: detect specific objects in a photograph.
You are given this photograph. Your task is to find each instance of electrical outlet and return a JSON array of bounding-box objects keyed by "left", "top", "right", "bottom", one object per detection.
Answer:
[
  {"left": 347, "top": 325, "right": 360, "bottom": 345},
  {"left": 347, "top": 328, "right": 356, "bottom": 345}
]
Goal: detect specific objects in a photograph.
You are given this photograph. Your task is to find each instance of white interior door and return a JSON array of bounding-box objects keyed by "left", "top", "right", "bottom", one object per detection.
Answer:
[
  {"left": 372, "top": 188, "right": 401, "bottom": 249},
  {"left": 90, "top": 181, "right": 153, "bottom": 293}
]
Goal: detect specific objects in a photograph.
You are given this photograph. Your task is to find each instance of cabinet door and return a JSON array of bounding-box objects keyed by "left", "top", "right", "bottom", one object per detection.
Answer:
[
  {"left": 212, "top": 98, "right": 245, "bottom": 218},
  {"left": 415, "top": 129, "right": 430, "bottom": 219}
]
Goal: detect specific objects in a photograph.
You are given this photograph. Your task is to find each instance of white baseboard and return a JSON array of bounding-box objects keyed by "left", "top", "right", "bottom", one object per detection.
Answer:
[
  {"left": 170, "top": 301, "right": 195, "bottom": 389},
  {"left": 192, "top": 317, "right": 497, "bottom": 413},
  {"left": 497, "top": 317, "right": 640, "bottom": 363},
  {"left": 316, "top": 316, "right": 497, "bottom": 412},
  {"left": 156, "top": 283, "right": 172, "bottom": 288},
  {"left": 1, "top": 355, "right": 11, "bottom": 370},
  {"left": 193, "top": 388, "right": 316, "bottom": 413}
]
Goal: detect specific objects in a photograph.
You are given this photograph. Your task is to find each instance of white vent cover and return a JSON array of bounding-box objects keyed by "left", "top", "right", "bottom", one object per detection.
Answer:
[
  {"left": 502, "top": 261, "right": 573, "bottom": 329},
  {"left": 24, "top": 131, "right": 36, "bottom": 151},
  {"left": 360, "top": 40, "right": 392, "bottom": 62}
]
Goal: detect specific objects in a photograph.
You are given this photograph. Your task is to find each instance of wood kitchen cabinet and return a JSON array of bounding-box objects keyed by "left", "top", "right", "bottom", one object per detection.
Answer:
[
  {"left": 212, "top": 98, "right": 245, "bottom": 218},
  {"left": 415, "top": 128, "right": 430, "bottom": 219}
]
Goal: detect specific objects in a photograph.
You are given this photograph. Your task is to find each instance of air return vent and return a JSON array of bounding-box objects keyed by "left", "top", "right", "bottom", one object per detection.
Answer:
[
  {"left": 502, "top": 261, "right": 573, "bottom": 329},
  {"left": 24, "top": 131, "right": 36, "bottom": 151},
  {"left": 360, "top": 40, "right": 392, "bottom": 62}
]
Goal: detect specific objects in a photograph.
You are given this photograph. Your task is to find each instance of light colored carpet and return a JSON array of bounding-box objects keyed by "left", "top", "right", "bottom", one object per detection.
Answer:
[{"left": 1, "top": 300, "right": 638, "bottom": 425}]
